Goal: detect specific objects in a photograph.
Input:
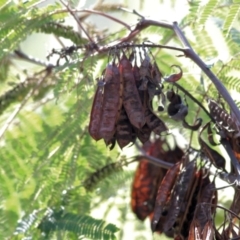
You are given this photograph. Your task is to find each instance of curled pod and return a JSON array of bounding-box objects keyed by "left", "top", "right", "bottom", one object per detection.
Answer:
[
  {"left": 88, "top": 79, "right": 104, "bottom": 141},
  {"left": 116, "top": 107, "right": 136, "bottom": 149},
  {"left": 164, "top": 65, "right": 182, "bottom": 83},
  {"left": 207, "top": 122, "right": 219, "bottom": 146},
  {"left": 143, "top": 90, "right": 168, "bottom": 135},
  {"left": 119, "top": 52, "right": 145, "bottom": 129},
  {"left": 167, "top": 102, "right": 188, "bottom": 121},
  {"left": 99, "top": 63, "right": 121, "bottom": 142},
  {"left": 167, "top": 92, "right": 188, "bottom": 121},
  {"left": 182, "top": 118, "right": 202, "bottom": 131}
]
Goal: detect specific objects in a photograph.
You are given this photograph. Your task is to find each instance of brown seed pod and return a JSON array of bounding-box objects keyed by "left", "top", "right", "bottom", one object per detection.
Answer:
[
  {"left": 131, "top": 158, "right": 164, "bottom": 221},
  {"left": 88, "top": 79, "right": 104, "bottom": 141},
  {"left": 188, "top": 220, "right": 201, "bottom": 240},
  {"left": 162, "top": 160, "right": 197, "bottom": 232},
  {"left": 139, "top": 54, "right": 152, "bottom": 91},
  {"left": 151, "top": 162, "right": 180, "bottom": 232},
  {"left": 194, "top": 181, "right": 217, "bottom": 232},
  {"left": 167, "top": 91, "right": 188, "bottom": 121},
  {"left": 99, "top": 63, "right": 121, "bottom": 142},
  {"left": 202, "top": 220, "right": 214, "bottom": 240},
  {"left": 115, "top": 107, "right": 136, "bottom": 149},
  {"left": 164, "top": 65, "right": 183, "bottom": 83},
  {"left": 208, "top": 98, "right": 240, "bottom": 139},
  {"left": 135, "top": 124, "right": 152, "bottom": 144},
  {"left": 119, "top": 52, "right": 145, "bottom": 129}
]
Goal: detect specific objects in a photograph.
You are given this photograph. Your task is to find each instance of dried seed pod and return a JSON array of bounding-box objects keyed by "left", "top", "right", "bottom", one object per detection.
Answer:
[
  {"left": 139, "top": 54, "right": 152, "bottom": 90},
  {"left": 119, "top": 52, "right": 145, "bottom": 129},
  {"left": 162, "top": 160, "right": 196, "bottom": 232},
  {"left": 188, "top": 220, "right": 201, "bottom": 240},
  {"left": 99, "top": 63, "right": 121, "bottom": 142},
  {"left": 88, "top": 79, "right": 104, "bottom": 141},
  {"left": 151, "top": 162, "right": 180, "bottom": 232},
  {"left": 145, "top": 107, "right": 168, "bottom": 135},
  {"left": 116, "top": 107, "right": 136, "bottom": 149},
  {"left": 208, "top": 98, "right": 240, "bottom": 138},
  {"left": 194, "top": 181, "right": 216, "bottom": 232},
  {"left": 135, "top": 124, "right": 152, "bottom": 144},
  {"left": 164, "top": 65, "right": 182, "bottom": 83},
  {"left": 131, "top": 159, "right": 163, "bottom": 221},
  {"left": 151, "top": 61, "right": 163, "bottom": 84},
  {"left": 202, "top": 220, "right": 214, "bottom": 240},
  {"left": 143, "top": 90, "right": 168, "bottom": 135},
  {"left": 167, "top": 90, "right": 188, "bottom": 121}
]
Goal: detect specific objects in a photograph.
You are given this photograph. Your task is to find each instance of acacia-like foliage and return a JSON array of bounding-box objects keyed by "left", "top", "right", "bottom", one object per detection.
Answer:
[{"left": 1, "top": 0, "right": 240, "bottom": 239}]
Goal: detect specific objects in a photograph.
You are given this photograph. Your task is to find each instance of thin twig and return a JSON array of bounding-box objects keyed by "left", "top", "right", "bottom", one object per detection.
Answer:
[
  {"left": 60, "top": 0, "right": 95, "bottom": 44},
  {"left": 78, "top": 9, "right": 131, "bottom": 30},
  {"left": 13, "top": 50, "right": 54, "bottom": 68}
]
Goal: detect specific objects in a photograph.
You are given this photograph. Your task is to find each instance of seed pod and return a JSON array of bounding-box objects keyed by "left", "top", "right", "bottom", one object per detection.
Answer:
[
  {"left": 194, "top": 181, "right": 216, "bottom": 232},
  {"left": 88, "top": 79, "right": 104, "bottom": 141},
  {"left": 99, "top": 63, "right": 121, "bottom": 142},
  {"left": 151, "top": 162, "right": 180, "bottom": 232},
  {"left": 188, "top": 220, "right": 201, "bottom": 240},
  {"left": 119, "top": 52, "right": 145, "bottom": 129},
  {"left": 167, "top": 91, "right": 188, "bottom": 121},
  {"left": 208, "top": 98, "right": 240, "bottom": 139},
  {"left": 139, "top": 54, "right": 152, "bottom": 90},
  {"left": 135, "top": 124, "right": 151, "bottom": 144},
  {"left": 131, "top": 159, "right": 163, "bottom": 221},
  {"left": 163, "top": 160, "right": 196, "bottom": 232},
  {"left": 202, "top": 221, "right": 214, "bottom": 240},
  {"left": 164, "top": 65, "right": 182, "bottom": 82},
  {"left": 145, "top": 108, "right": 168, "bottom": 135},
  {"left": 116, "top": 107, "right": 135, "bottom": 149}
]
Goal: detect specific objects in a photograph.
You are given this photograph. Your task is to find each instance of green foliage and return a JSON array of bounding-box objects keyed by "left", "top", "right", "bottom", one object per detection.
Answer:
[{"left": 1, "top": 0, "right": 240, "bottom": 239}]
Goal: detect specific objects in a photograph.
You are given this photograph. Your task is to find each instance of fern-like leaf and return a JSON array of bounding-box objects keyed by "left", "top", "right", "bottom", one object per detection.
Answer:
[
  {"left": 38, "top": 209, "right": 119, "bottom": 240},
  {"left": 198, "top": 0, "right": 220, "bottom": 25},
  {"left": 222, "top": 3, "right": 240, "bottom": 37}
]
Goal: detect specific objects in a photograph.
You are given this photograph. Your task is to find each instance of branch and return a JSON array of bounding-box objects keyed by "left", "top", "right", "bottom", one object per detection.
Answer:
[{"left": 97, "top": 18, "right": 240, "bottom": 122}]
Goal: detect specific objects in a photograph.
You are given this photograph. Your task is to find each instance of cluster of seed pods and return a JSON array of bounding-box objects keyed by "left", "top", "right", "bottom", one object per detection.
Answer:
[
  {"left": 88, "top": 48, "right": 184, "bottom": 149},
  {"left": 131, "top": 138, "right": 240, "bottom": 239},
  {"left": 87, "top": 46, "right": 240, "bottom": 239}
]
